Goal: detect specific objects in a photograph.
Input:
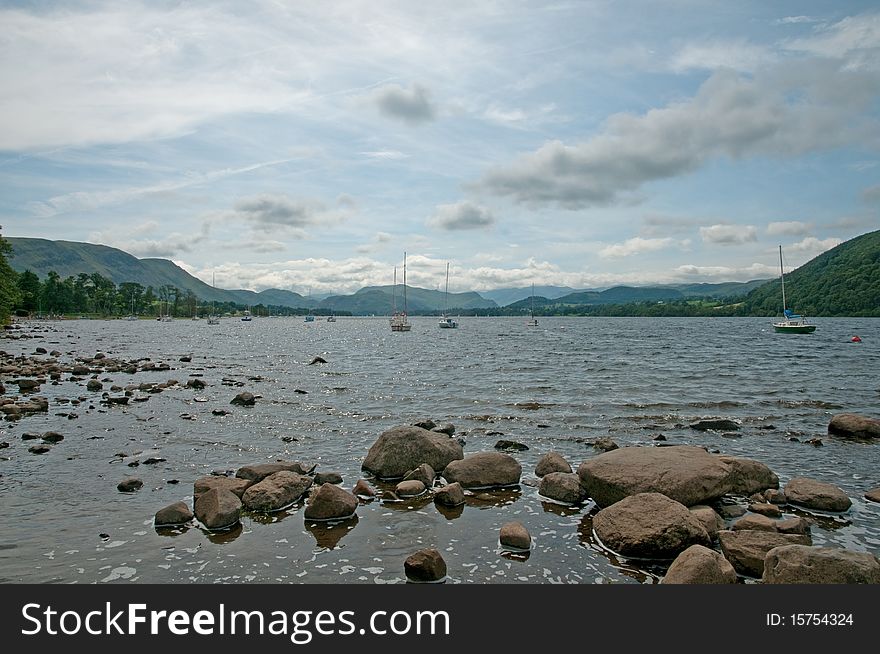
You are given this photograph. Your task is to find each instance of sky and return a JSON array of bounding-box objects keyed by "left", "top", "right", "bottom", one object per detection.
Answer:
[{"left": 2, "top": 0, "right": 879, "bottom": 295}]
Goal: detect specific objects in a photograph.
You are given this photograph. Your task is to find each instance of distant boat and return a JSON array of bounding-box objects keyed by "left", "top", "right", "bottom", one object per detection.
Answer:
[
  {"left": 773, "top": 245, "right": 816, "bottom": 334},
  {"left": 304, "top": 313, "right": 315, "bottom": 322},
  {"left": 241, "top": 308, "right": 252, "bottom": 322},
  {"left": 326, "top": 310, "right": 336, "bottom": 323},
  {"left": 207, "top": 273, "right": 221, "bottom": 324},
  {"left": 438, "top": 262, "right": 458, "bottom": 329},
  {"left": 390, "top": 253, "right": 411, "bottom": 332},
  {"left": 526, "top": 283, "right": 538, "bottom": 327},
  {"left": 124, "top": 294, "right": 138, "bottom": 320}
]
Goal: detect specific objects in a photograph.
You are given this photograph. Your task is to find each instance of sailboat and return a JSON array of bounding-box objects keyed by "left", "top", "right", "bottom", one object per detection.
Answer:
[
  {"left": 773, "top": 245, "right": 816, "bottom": 334},
  {"left": 304, "top": 288, "right": 315, "bottom": 322},
  {"left": 124, "top": 294, "right": 138, "bottom": 321},
  {"left": 241, "top": 306, "right": 252, "bottom": 322},
  {"left": 438, "top": 262, "right": 457, "bottom": 328},
  {"left": 526, "top": 283, "right": 538, "bottom": 326},
  {"left": 207, "top": 273, "right": 220, "bottom": 325},
  {"left": 390, "top": 253, "right": 411, "bottom": 332}
]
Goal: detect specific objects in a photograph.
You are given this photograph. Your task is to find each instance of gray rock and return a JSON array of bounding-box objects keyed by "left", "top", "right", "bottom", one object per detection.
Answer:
[
  {"left": 303, "top": 483, "right": 358, "bottom": 521},
  {"left": 352, "top": 479, "right": 375, "bottom": 498},
  {"left": 194, "top": 487, "right": 241, "bottom": 530},
  {"left": 784, "top": 477, "right": 852, "bottom": 512},
  {"left": 86, "top": 380, "right": 103, "bottom": 392},
  {"left": 242, "top": 471, "right": 312, "bottom": 512},
  {"left": 431, "top": 423, "right": 455, "bottom": 436},
  {"left": 443, "top": 451, "right": 522, "bottom": 489},
  {"left": 28, "top": 444, "right": 51, "bottom": 455},
  {"left": 534, "top": 451, "right": 572, "bottom": 476},
  {"left": 689, "top": 419, "right": 740, "bottom": 431},
  {"left": 362, "top": 425, "right": 463, "bottom": 479},
  {"left": 41, "top": 431, "right": 64, "bottom": 443},
  {"left": 413, "top": 419, "right": 436, "bottom": 431},
  {"left": 688, "top": 505, "right": 724, "bottom": 538},
  {"left": 717, "top": 455, "right": 779, "bottom": 495},
  {"left": 193, "top": 475, "right": 254, "bottom": 500},
  {"left": 154, "top": 501, "right": 193, "bottom": 527},
  {"left": 763, "top": 545, "right": 880, "bottom": 584},
  {"left": 404, "top": 548, "right": 447, "bottom": 583},
  {"left": 186, "top": 379, "right": 207, "bottom": 390},
  {"left": 732, "top": 513, "right": 778, "bottom": 532},
  {"left": 500, "top": 521, "right": 531, "bottom": 550},
  {"left": 661, "top": 544, "right": 738, "bottom": 584},
  {"left": 403, "top": 463, "right": 435, "bottom": 487},
  {"left": 865, "top": 487, "right": 880, "bottom": 504},
  {"left": 716, "top": 504, "right": 747, "bottom": 520},
  {"left": 828, "top": 413, "right": 880, "bottom": 440},
  {"left": 717, "top": 530, "right": 811, "bottom": 578},
  {"left": 396, "top": 479, "right": 427, "bottom": 497},
  {"left": 593, "top": 492, "right": 710, "bottom": 559},
  {"left": 230, "top": 392, "right": 255, "bottom": 406},
  {"left": 434, "top": 482, "right": 465, "bottom": 507},
  {"left": 577, "top": 445, "right": 732, "bottom": 508},
  {"left": 593, "top": 437, "right": 618, "bottom": 452},
  {"left": 314, "top": 472, "right": 343, "bottom": 485},
  {"left": 538, "top": 472, "right": 587, "bottom": 504},
  {"left": 117, "top": 477, "right": 143, "bottom": 492},
  {"left": 494, "top": 439, "right": 529, "bottom": 452},
  {"left": 764, "top": 489, "right": 787, "bottom": 504},
  {"left": 236, "top": 461, "right": 313, "bottom": 482}
]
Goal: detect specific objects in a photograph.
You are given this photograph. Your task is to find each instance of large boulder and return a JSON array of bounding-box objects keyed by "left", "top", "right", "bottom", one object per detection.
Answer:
[
  {"left": 194, "top": 487, "right": 242, "bottom": 530},
  {"left": 762, "top": 545, "right": 880, "bottom": 584},
  {"left": 193, "top": 475, "right": 254, "bottom": 500},
  {"left": 593, "top": 492, "right": 710, "bottom": 559},
  {"left": 442, "top": 451, "right": 521, "bottom": 489},
  {"left": 828, "top": 413, "right": 880, "bottom": 440},
  {"left": 362, "top": 426, "right": 463, "bottom": 479},
  {"left": 303, "top": 483, "right": 358, "bottom": 521},
  {"left": 661, "top": 545, "right": 738, "bottom": 584},
  {"left": 154, "top": 501, "right": 193, "bottom": 527},
  {"left": 538, "top": 472, "right": 588, "bottom": 504},
  {"left": 404, "top": 548, "right": 447, "bottom": 583},
  {"left": 577, "top": 445, "right": 732, "bottom": 508},
  {"left": 236, "top": 461, "right": 313, "bottom": 483},
  {"left": 717, "top": 456, "right": 779, "bottom": 495},
  {"left": 242, "top": 471, "right": 312, "bottom": 512},
  {"left": 784, "top": 477, "right": 852, "bottom": 512},
  {"left": 717, "top": 530, "right": 811, "bottom": 578},
  {"left": 535, "top": 451, "right": 571, "bottom": 476}
]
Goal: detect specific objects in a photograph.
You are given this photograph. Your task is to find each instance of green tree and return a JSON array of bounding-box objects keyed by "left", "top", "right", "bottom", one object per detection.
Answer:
[
  {"left": 17, "top": 269, "right": 41, "bottom": 313},
  {"left": 0, "top": 227, "right": 21, "bottom": 322}
]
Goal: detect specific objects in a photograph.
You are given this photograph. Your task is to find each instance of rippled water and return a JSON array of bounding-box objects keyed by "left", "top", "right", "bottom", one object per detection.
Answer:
[{"left": 1, "top": 316, "right": 878, "bottom": 584}]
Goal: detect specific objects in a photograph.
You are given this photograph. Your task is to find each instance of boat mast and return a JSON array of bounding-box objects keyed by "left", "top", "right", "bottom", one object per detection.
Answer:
[
  {"left": 779, "top": 245, "right": 787, "bottom": 315},
  {"left": 403, "top": 252, "right": 408, "bottom": 315},
  {"left": 392, "top": 266, "right": 397, "bottom": 314},
  {"left": 444, "top": 262, "right": 450, "bottom": 316}
]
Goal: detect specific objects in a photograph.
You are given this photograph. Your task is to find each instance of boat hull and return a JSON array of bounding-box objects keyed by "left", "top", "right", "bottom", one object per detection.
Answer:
[{"left": 773, "top": 323, "right": 816, "bottom": 333}]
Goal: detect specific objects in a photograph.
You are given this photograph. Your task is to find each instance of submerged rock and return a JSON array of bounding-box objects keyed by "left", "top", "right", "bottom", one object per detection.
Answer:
[
  {"left": 661, "top": 545, "right": 738, "bottom": 584},
  {"left": 194, "top": 488, "right": 241, "bottom": 530},
  {"left": 763, "top": 545, "right": 880, "bottom": 584},
  {"left": 117, "top": 477, "right": 143, "bottom": 492},
  {"left": 154, "top": 501, "right": 193, "bottom": 527},
  {"left": 689, "top": 418, "right": 740, "bottom": 431},
  {"left": 442, "top": 451, "right": 522, "bottom": 489},
  {"left": 865, "top": 487, "right": 880, "bottom": 503},
  {"left": 362, "top": 425, "right": 463, "bottom": 479},
  {"left": 828, "top": 413, "right": 880, "bottom": 440},
  {"left": 494, "top": 439, "right": 529, "bottom": 452},
  {"left": 230, "top": 392, "right": 256, "bottom": 406},
  {"left": 535, "top": 451, "right": 572, "bottom": 476},
  {"left": 592, "top": 437, "right": 618, "bottom": 452},
  {"left": 431, "top": 423, "right": 455, "bottom": 436},
  {"left": 41, "top": 431, "right": 64, "bottom": 443},
  {"left": 303, "top": 483, "right": 358, "bottom": 521},
  {"left": 593, "top": 492, "right": 709, "bottom": 559},
  {"left": 395, "top": 479, "right": 427, "bottom": 497},
  {"left": 404, "top": 548, "right": 447, "bottom": 583},
  {"left": 308, "top": 356, "right": 327, "bottom": 365},
  {"left": 784, "top": 477, "right": 852, "bottom": 512},
  {"left": 577, "top": 445, "right": 732, "bottom": 508},
  {"left": 28, "top": 444, "right": 51, "bottom": 455}
]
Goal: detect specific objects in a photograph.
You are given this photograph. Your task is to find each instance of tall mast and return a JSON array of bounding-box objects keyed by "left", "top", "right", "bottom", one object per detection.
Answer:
[
  {"left": 403, "top": 252, "right": 408, "bottom": 314},
  {"left": 444, "top": 262, "right": 450, "bottom": 315},
  {"left": 392, "top": 266, "right": 397, "bottom": 313},
  {"left": 779, "top": 245, "right": 787, "bottom": 314}
]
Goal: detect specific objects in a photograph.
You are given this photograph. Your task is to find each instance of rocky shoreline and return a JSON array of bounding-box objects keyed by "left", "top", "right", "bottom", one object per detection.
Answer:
[{"left": 2, "top": 321, "right": 879, "bottom": 584}]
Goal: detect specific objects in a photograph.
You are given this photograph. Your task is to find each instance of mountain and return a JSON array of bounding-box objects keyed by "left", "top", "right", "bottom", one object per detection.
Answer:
[
  {"left": 480, "top": 285, "right": 585, "bottom": 306},
  {"left": 742, "top": 230, "right": 880, "bottom": 317},
  {"left": 319, "top": 285, "right": 497, "bottom": 314},
  {"left": 7, "top": 237, "right": 315, "bottom": 308}
]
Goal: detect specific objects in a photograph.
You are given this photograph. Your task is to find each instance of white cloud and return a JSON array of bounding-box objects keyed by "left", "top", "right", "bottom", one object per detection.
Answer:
[
  {"left": 599, "top": 237, "right": 676, "bottom": 258},
  {"left": 766, "top": 221, "right": 812, "bottom": 236},
  {"left": 427, "top": 201, "right": 496, "bottom": 230},
  {"left": 775, "top": 16, "right": 820, "bottom": 26},
  {"left": 670, "top": 40, "right": 774, "bottom": 73},
  {"left": 700, "top": 224, "right": 758, "bottom": 245},
  {"left": 87, "top": 231, "right": 200, "bottom": 258},
  {"left": 787, "top": 236, "right": 842, "bottom": 256},
  {"left": 368, "top": 83, "right": 437, "bottom": 125},
  {"left": 674, "top": 263, "right": 778, "bottom": 280},
  {"left": 479, "top": 65, "right": 880, "bottom": 208},
  {"left": 785, "top": 13, "right": 880, "bottom": 68},
  {"left": 360, "top": 150, "right": 409, "bottom": 160}
]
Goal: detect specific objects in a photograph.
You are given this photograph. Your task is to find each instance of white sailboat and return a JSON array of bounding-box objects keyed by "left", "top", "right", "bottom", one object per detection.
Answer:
[
  {"left": 526, "top": 283, "right": 538, "bottom": 326},
  {"left": 390, "top": 253, "right": 411, "bottom": 332},
  {"left": 772, "top": 245, "right": 816, "bottom": 334},
  {"left": 438, "top": 262, "right": 457, "bottom": 328},
  {"left": 207, "top": 273, "right": 220, "bottom": 325}
]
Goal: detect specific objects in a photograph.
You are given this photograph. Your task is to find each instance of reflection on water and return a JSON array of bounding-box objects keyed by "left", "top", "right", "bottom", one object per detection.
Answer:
[{"left": 1, "top": 316, "right": 879, "bottom": 584}]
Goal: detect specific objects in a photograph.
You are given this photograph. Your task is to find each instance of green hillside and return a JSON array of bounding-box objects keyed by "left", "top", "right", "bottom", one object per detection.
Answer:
[{"left": 321, "top": 285, "right": 498, "bottom": 314}]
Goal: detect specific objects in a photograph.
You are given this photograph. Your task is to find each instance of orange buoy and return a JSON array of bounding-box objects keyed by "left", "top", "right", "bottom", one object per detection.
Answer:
[{"left": 851, "top": 335, "right": 862, "bottom": 342}]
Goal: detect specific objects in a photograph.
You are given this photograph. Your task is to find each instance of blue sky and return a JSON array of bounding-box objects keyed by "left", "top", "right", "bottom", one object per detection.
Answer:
[{"left": 2, "top": 1, "right": 878, "bottom": 294}]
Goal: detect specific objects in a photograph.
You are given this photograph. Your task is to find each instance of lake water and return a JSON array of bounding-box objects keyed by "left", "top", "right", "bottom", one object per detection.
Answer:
[{"left": 1, "top": 316, "right": 878, "bottom": 584}]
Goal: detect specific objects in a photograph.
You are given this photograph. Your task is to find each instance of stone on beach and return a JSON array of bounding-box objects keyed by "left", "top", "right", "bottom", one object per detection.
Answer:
[
  {"left": 352, "top": 479, "right": 375, "bottom": 498},
  {"left": 193, "top": 475, "right": 254, "bottom": 500},
  {"left": 442, "top": 451, "right": 522, "bottom": 489},
  {"left": 431, "top": 423, "right": 455, "bottom": 435},
  {"left": 688, "top": 505, "right": 724, "bottom": 538},
  {"left": 194, "top": 487, "right": 242, "bottom": 530},
  {"left": 304, "top": 483, "right": 358, "bottom": 521},
  {"left": 242, "top": 471, "right": 313, "bottom": 512},
  {"left": 731, "top": 513, "right": 779, "bottom": 532},
  {"left": 661, "top": 545, "right": 738, "bottom": 584},
  {"left": 783, "top": 477, "right": 852, "bottom": 512},
  {"left": 404, "top": 548, "right": 447, "bottom": 583},
  {"left": 762, "top": 545, "right": 880, "bottom": 584},
  {"left": 313, "top": 472, "right": 343, "bottom": 485},
  {"left": 433, "top": 482, "right": 465, "bottom": 507},
  {"left": 592, "top": 492, "right": 710, "bottom": 559},
  {"left": 747, "top": 502, "right": 782, "bottom": 518},
  {"left": 117, "top": 477, "right": 143, "bottom": 492},
  {"left": 592, "top": 437, "right": 618, "bottom": 452},
  {"left": 717, "top": 456, "right": 779, "bottom": 495},
  {"left": 827, "top": 413, "right": 880, "bottom": 440},
  {"left": 494, "top": 439, "right": 528, "bottom": 451},
  {"left": 230, "top": 392, "right": 256, "bottom": 406},
  {"left": 538, "top": 472, "right": 587, "bottom": 504},
  {"left": 534, "top": 451, "right": 571, "bottom": 476},
  {"left": 154, "top": 501, "right": 193, "bottom": 527},
  {"left": 717, "top": 530, "right": 811, "bottom": 578},
  {"left": 577, "top": 445, "right": 732, "bottom": 508},
  {"left": 403, "top": 463, "right": 435, "bottom": 487},
  {"left": 395, "top": 480, "right": 427, "bottom": 497},
  {"left": 362, "top": 425, "right": 463, "bottom": 479},
  {"left": 500, "top": 521, "right": 531, "bottom": 550},
  {"left": 236, "top": 461, "right": 313, "bottom": 483}
]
